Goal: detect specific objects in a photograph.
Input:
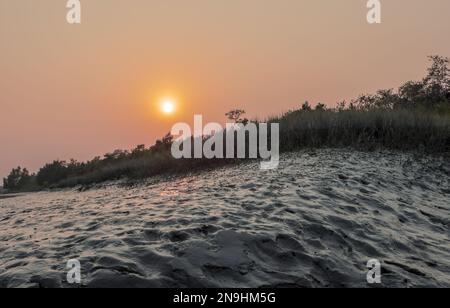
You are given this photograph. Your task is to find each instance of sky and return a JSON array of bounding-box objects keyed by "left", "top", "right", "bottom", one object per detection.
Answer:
[{"left": 1, "top": 0, "right": 450, "bottom": 178}]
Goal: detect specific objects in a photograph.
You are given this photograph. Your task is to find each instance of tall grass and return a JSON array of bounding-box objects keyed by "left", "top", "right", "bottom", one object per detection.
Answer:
[
  {"left": 3, "top": 107, "right": 450, "bottom": 192},
  {"left": 54, "top": 152, "right": 237, "bottom": 188},
  {"left": 54, "top": 108, "right": 450, "bottom": 189},
  {"left": 276, "top": 108, "right": 450, "bottom": 152}
]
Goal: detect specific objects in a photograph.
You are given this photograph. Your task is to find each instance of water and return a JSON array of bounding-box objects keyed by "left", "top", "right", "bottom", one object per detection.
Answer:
[{"left": 0, "top": 150, "right": 449, "bottom": 288}]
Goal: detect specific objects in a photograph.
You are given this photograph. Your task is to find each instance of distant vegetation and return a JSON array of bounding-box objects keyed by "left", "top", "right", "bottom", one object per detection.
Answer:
[
  {"left": 2, "top": 167, "right": 36, "bottom": 192},
  {"left": 3, "top": 56, "right": 450, "bottom": 192}
]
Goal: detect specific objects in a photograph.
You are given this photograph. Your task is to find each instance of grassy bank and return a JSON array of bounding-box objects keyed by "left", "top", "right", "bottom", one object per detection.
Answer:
[
  {"left": 3, "top": 55, "right": 450, "bottom": 192},
  {"left": 276, "top": 108, "right": 450, "bottom": 152},
  {"left": 3, "top": 107, "right": 449, "bottom": 193}
]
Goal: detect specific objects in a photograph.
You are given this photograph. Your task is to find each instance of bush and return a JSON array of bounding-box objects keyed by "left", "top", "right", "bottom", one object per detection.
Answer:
[{"left": 3, "top": 167, "right": 35, "bottom": 191}]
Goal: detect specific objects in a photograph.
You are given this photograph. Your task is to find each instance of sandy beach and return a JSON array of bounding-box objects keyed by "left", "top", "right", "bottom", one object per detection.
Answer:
[{"left": 0, "top": 150, "right": 449, "bottom": 288}]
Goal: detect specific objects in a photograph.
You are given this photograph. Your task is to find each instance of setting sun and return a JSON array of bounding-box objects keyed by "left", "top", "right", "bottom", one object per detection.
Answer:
[{"left": 161, "top": 100, "right": 176, "bottom": 114}]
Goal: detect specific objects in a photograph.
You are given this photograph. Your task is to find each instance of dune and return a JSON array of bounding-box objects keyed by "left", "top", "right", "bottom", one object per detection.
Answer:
[{"left": 0, "top": 149, "right": 449, "bottom": 288}]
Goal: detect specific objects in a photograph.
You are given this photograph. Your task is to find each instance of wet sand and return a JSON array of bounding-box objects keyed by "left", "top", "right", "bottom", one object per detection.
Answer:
[
  {"left": 0, "top": 150, "right": 449, "bottom": 288},
  {"left": 0, "top": 194, "right": 23, "bottom": 200}
]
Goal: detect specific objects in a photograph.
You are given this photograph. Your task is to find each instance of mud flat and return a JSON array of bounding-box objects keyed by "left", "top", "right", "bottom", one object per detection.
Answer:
[{"left": 0, "top": 150, "right": 449, "bottom": 288}]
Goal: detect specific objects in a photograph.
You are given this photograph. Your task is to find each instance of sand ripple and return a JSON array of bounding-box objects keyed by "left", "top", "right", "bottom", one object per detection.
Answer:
[{"left": 0, "top": 150, "right": 449, "bottom": 288}]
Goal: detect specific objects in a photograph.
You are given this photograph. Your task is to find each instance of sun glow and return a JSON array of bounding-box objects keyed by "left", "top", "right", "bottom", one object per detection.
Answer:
[{"left": 161, "top": 99, "right": 176, "bottom": 114}]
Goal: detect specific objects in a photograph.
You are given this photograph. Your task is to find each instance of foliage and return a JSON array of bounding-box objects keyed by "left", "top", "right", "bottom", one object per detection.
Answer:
[
  {"left": 3, "top": 167, "right": 34, "bottom": 191},
  {"left": 226, "top": 109, "right": 248, "bottom": 124}
]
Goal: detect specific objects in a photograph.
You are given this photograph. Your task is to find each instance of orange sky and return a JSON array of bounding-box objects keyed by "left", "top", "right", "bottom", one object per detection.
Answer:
[{"left": 1, "top": 0, "right": 450, "bottom": 178}]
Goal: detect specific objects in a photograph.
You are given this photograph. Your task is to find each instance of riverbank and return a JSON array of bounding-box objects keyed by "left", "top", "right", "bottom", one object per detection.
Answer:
[
  {"left": 4, "top": 107, "right": 450, "bottom": 193},
  {"left": 1, "top": 150, "right": 449, "bottom": 288}
]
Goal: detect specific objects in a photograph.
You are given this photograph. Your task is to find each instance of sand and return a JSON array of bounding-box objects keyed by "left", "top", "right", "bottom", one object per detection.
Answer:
[{"left": 0, "top": 149, "right": 449, "bottom": 288}]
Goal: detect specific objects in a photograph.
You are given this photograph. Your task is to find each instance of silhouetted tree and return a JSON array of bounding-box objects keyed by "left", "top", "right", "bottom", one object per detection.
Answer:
[
  {"left": 422, "top": 55, "right": 450, "bottom": 104},
  {"left": 3, "top": 167, "right": 32, "bottom": 191},
  {"left": 104, "top": 150, "right": 129, "bottom": 162},
  {"left": 152, "top": 133, "right": 173, "bottom": 152},
  {"left": 351, "top": 55, "right": 450, "bottom": 110},
  {"left": 36, "top": 160, "right": 69, "bottom": 186},
  {"left": 398, "top": 81, "right": 427, "bottom": 107},
  {"left": 226, "top": 109, "right": 248, "bottom": 124},
  {"left": 315, "top": 102, "right": 327, "bottom": 111},
  {"left": 301, "top": 101, "right": 312, "bottom": 111},
  {"left": 335, "top": 101, "right": 347, "bottom": 112},
  {"left": 132, "top": 144, "right": 146, "bottom": 155}
]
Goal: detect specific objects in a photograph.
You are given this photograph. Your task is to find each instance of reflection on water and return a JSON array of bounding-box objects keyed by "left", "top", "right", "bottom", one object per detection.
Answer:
[{"left": 0, "top": 150, "right": 449, "bottom": 288}]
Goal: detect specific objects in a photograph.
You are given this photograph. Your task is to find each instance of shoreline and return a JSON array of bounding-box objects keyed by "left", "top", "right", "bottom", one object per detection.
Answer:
[
  {"left": 2, "top": 147, "right": 449, "bottom": 195},
  {"left": 1, "top": 149, "right": 449, "bottom": 288}
]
